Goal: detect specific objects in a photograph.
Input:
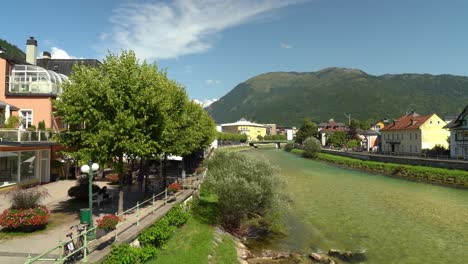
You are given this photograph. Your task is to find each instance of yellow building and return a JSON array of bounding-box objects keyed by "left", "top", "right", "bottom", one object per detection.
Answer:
[
  {"left": 380, "top": 112, "right": 449, "bottom": 154},
  {"left": 221, "top": 118, "right": 267, "bottom": 141}
]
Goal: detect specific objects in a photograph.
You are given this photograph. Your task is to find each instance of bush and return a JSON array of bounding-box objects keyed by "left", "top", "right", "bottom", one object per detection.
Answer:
[
  {"left": 38, "top": 120, "right": 46, "bottom": 130},
  {"left": 284, "top": 142, "right": 294, "bottom": 152},
  {"left": 2, "top": 116, "right": 20, "bottom": 128},
  {"left": 97, "top": 214, "right": 120, "bottom": 231},
  {"left": 139, "top": 218, "right": 176, "bottom": 247},
  {"left": 68, "top": 178, "right": 101, "bottom": 201},
  {"left": 167, "top": 182, "right": 181, "bottom": 193},
  {"left": 165, "top": 205, "right": 189, "bottom": 227},
  {"left": 0, "top": 206, "right": 49, "bottom": 230},
  {"left": 102, "top": 244, "right": 158, "bottom": 264},
  {"left": 347, "top": 139, "right": 360, "bottom": 149},
  {"left": 205, "top": 152, "right": 287, "bottom": 230},
  {"left": 302, "top": 137, "right": 321, "bottom": 158},
  {"left": 6, "top": 187, "right": 50, "bottom": 209}
]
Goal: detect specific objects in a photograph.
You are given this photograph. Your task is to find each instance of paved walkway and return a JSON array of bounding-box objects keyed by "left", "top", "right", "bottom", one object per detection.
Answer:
[{"left": 0, "top": 179, "right": 152, "bottom": 264}]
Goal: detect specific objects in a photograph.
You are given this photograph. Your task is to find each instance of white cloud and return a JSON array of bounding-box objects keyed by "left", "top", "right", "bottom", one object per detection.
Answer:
[
  {"left": 280, "top": 43, "right": 292, "bottom": 49},
  {"left": 193, "top": 98, "right": 218, "bottom": 108},
  {"left": 50, "top": 47, "right": 76, "bottom": 59},
  {"left": 205, "top": 79, "right": 221, "bottom": 85},
  {"left": 102, "top": 0, "right": 305, "bottom": 60}
]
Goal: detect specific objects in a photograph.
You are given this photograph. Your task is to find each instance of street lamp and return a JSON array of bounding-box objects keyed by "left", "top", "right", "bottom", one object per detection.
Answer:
[{"left": 81, "top": 162, "right": 99, "bottom": 240}]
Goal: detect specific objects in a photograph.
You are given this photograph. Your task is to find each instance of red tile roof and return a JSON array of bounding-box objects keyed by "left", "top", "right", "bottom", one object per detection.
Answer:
[{"left": 380, "top": 113, "right": 432, "bottom": 131}]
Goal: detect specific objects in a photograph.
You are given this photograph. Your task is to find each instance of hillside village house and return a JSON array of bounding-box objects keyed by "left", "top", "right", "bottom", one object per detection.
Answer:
[
  {"left": 221, "top": 118, "right": 267, "bottom": 141},
  {"left": 0, "top": 37, "right": 100, "bottom": 189},
  {"left": 380, "top": 112, "right": 449, "bottom": 155},
  {"left": 444, "top": 105, "right": 468, "bottom": 159}
]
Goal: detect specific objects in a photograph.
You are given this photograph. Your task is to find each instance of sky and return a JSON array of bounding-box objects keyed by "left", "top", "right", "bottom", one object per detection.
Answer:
[{"left": 1, "top": 0, "right": 468, "bottom": 106}]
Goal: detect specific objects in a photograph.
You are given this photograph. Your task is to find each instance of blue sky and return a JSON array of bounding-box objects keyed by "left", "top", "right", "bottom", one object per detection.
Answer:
[{"left": 2, "top": 0, "right": 467, "bottom": 106}]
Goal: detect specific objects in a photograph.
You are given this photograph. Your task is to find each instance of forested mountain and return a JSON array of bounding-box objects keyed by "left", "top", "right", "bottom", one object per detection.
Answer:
[
  {"left": 206, "top": 68, "right": 468, "bottom": 126},
  {"left": 0, "top": 39, "right": 26, "bottom": 61}
]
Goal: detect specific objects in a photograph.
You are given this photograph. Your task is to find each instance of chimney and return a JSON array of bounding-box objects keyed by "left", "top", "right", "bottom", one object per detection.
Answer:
[
  {"left": 26, "top": 37, "right": 37, "bottom": 65},
  {"left": 410, "top": 119, "right": 416, "bottom": 125},
  {"left": 42, "top": 51, "right": 51, "bottom": 59}
]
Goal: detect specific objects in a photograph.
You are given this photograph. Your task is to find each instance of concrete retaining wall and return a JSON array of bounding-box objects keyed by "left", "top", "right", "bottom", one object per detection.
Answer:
[{"left": 322, "top": 149, "right": 468, "bottom": 170}]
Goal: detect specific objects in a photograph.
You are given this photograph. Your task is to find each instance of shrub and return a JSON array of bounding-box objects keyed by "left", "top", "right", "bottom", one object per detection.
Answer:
[
  {"left": 38, "top": 120, "right": 46, "bottom": 130},
  {"left": 302, "top": 137, "right": 321, "bottom": 159},
  {"left": 167, "top": 182, "right": 181, "bottom": 193},
  {"left": 2, "top": 116, "right": 20, "bottom": 128},
  {"left": 165, "top": 205, "right": 189, "bottom": 227},
  {"left": 6, "top": 187, "right": 50, "bottom": 209},
  {"left": 205, "top": 152, "right": 287, "bottom": 230},
  {"left": 97, "top": 214, "right": 120, "bottom": 232},
  {"left": 68, "top": 181, "right": 101, "bottom": 201},
  {"left": 102, "top": 244, "right": 158, "bottom": 264},
  {"left": 346, "top": 139, "right": 360, "bottom": 149},
  {"left": 139, "top": 218, "right": 176, "bottom": 247},
  {"left": 284, "top": 142, "right": 294, "bottom": 152},
  {"left": 0, "top": 206, "right": 49, "bottom": 230}
]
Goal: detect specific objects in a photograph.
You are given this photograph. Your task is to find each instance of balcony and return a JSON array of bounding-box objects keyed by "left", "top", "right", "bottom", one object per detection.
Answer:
[{"left": 0, "top": 129, "right": 54, "bottom": 143}]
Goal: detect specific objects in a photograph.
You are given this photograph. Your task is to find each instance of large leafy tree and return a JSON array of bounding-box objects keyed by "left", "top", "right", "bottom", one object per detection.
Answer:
[
  {"left": 55, "top": 51, "right": 170, "bottom": 213},
  {"left": 295, "top": 118, "right": 318, "bottom": 144}
]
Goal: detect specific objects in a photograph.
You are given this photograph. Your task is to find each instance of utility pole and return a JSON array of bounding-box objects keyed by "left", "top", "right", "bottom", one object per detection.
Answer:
[{"left": 344, "top": 113, "right": 351, "bottom": 126}]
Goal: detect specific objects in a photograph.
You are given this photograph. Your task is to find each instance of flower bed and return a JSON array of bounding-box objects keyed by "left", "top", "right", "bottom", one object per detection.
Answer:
[
  {"left": 97, "top": 214, "right": 120, "bottom": 232},
  {"left": 168, "top": 182, "right": 181, "bottom": 193},
  {"left": 0, "top": 206, "right": 49, "bottom": 231}
]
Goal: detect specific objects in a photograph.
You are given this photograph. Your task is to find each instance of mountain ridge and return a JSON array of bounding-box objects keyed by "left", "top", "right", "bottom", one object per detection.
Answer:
[{"left": 206, "top": 68, "right": 468, "bottom": 126}]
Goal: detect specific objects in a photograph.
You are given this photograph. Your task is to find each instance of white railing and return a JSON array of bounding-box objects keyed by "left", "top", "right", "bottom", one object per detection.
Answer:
[{"left": 0, "top": 129, "right": 53, "bottom": 142}]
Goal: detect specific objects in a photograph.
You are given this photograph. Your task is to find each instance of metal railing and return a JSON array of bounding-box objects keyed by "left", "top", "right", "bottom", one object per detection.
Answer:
[{"left": 24, "top": 188, "right": 171, "bottom": 264}]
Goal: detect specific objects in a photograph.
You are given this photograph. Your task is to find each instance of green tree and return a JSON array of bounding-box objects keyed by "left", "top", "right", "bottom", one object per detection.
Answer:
[
  {"left": 295, "top": 118, "right": 318, "bottom": 144},
  {"left": 55, "top": 51, "right": 172, "bottom": 213},
  {"left": 302, "top": 137, "right": 321, "bottom": 158},
  {"left": 346, "top": 139, "right": 360, "bottom": 149},
  {"left": 328, "top": 131, "right": 347, "bottom": 147}
]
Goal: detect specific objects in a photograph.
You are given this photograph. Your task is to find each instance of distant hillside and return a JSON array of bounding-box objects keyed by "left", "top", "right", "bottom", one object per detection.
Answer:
[
  {"left": 206, "top": 68, "right": 468, "bottom": 126},
  {"left": 0, "top": 39, "right": 25, "bottom": 61}
]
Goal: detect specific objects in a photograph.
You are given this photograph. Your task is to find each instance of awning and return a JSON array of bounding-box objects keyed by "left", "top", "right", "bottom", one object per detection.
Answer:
[{"left": 0, "top": 100, "right": 19, "bottom": 111}]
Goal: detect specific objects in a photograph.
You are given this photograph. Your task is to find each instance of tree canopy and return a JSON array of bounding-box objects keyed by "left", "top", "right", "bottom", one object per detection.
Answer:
[
  {"left": 295, "top": 118, "right": 318, "bottom": 144},
  {"left": 55, "top": 50, "right": 216, "bottom": 212}
]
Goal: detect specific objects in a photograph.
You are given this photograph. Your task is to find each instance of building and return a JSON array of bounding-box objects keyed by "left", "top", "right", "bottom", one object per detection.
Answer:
[
  {"left": 318, "top": 119, "right": 348, "bottom": 146},
  {"left": 444, "top": 105, "right": 468, "bottom": 159},
  {"left": 380, "top": 112, "right": 449, "bottom": 154},
  {"left": 221, "top": 118, "right": 267, "bottom": 141},
  {"left": 0, "top": 37, "right": 100, "bottom": 189},
  {"left": 276, "top": 126, "right": 297, "bottom": 136},
  {"left": 265, "top": 124, "right": 277, "bottom": 136}
]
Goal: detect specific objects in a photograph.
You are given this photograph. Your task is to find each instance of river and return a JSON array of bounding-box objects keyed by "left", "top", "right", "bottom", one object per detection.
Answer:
[{"left": 243, "top": 148, "right": 468, "bottom": 264}]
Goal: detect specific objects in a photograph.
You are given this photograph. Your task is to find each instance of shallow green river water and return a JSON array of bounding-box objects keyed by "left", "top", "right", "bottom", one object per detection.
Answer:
[{"left": 244, "top": 149, "right": 468, "bottom": 264}]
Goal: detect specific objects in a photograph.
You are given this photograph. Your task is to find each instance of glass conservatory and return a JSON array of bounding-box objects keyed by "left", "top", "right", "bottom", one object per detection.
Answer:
[{"left": 8, "top": 65, "right": 68, "bottom": 95}]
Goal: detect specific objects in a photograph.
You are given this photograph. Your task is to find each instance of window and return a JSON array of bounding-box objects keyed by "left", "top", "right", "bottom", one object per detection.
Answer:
[
  {"left": 415, "top": 146, "right": 418, "bottom": 152},
  {"left": 437, "top": 121, "right": 440, "bottom": 125},
  {"left": 401, "top": 134, "right": 404, "bottom": 140},
  {"left": 430, "top": 120, "right": 433, "bottom": 124},
  {"left": 410, "top": 145, "right": 412, "bottom": 152},
  {"left": 19, "top": 110, "right": 33, "bottom": 129},
  {"left": 455, "top": 147, "right": 459, "bottom": 155},
  {"left": 415, "top": 133, "right": 418, "bottom": 140},
  {"left": 410, "top": 133, "right": 412, "bottom": 140},
  {"left": 397, "top": 134, "right": 399, "bottom": 140},
  {"left": 0, "top": 152, "right": 19, "bottom": 186}
]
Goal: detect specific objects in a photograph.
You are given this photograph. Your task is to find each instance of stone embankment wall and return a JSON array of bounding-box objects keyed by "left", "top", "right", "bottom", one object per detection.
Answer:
[{"left": 321, "top": 149, "right": 468, "bottom": 171}]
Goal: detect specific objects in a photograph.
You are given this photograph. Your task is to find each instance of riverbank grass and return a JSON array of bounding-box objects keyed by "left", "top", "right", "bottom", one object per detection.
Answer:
[
  {"left": 147, "top": 191, "right": 237, "bottom": 264},
  {"left": 287, "top": 148, "right": 468, "bottom": 187}
]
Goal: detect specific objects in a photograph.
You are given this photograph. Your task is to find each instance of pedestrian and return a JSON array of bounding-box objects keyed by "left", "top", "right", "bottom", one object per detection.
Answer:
[
  {"left": 137, "top": 170, "right": 144, "bottom": 192},
  {"left": 126, "top": 170, "right": 133, "bottom": 192}
]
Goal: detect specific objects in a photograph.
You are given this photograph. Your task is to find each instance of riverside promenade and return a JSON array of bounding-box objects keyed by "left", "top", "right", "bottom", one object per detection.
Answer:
[{"left": 0, "top": 177, "right": 197, "bottom": 264}]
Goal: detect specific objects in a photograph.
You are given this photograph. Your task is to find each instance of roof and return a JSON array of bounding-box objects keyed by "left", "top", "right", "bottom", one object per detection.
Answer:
[
  {"left": 380, "top": 112, "right": 432, "bottom": 131},
  {"left": 0, "top": 100, "right": 19, "bottom": 110},
  {"left": 318, "top": 119, "right": 347, "bottom": 128},
  {"left": 444, "top": 105, "right": 468, "bottom": 129},
  {"left": 221, "top": 118, "right": 266, "bottom": 128},
  {"left": 36, "top": 58, "right": 101, "bottom": 76}
]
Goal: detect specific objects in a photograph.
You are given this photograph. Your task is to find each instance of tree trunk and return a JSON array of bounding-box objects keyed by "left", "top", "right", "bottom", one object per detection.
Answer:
[
  {"left": 162, "top": 154, "right": 167, "bottom": 189},
  {"left": 118, "top": 155, "right": 124, "bottom": 215}
]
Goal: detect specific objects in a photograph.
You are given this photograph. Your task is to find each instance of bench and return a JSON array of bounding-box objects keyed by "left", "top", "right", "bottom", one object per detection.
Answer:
[{"left": 92, "top": 192, "right": 114, "bottom": 208}]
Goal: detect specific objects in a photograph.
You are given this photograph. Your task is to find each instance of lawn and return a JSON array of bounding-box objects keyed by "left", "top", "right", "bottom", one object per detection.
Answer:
[{"left": 147, "top": 191, "right": 237, "bottom": 264}]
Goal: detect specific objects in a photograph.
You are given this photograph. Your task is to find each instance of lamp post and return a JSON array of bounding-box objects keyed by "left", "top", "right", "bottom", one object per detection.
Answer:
[{"left": 81, "top": 162, "right": 99, "bottom": 240}]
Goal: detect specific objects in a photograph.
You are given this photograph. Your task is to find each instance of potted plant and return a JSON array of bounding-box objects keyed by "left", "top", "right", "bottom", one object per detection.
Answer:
[
  {"left": 167, "top": 182, "right": 181, "bottom": 194},
  {"left": 96, "top": 214, "right": 120, "bottom": 235}
]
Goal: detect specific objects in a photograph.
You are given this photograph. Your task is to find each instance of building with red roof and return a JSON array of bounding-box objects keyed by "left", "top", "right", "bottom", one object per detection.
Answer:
[{"left": 380, "top": 112, "right": 449, "bottom": 154}]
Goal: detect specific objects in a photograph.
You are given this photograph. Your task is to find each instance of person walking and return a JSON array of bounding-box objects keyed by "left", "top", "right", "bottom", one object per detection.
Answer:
[{"left": 126, "top": 170, "right": 133, "bottom": 192}]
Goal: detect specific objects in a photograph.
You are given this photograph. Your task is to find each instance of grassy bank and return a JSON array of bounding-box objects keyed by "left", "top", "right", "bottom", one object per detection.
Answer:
[
  {"left": 146, "top": 191, "right": 238, "bottom": 264},
  {"left": 218, "top": 145, "right": 253, "bottom": 153},
  {"left": 287, "top": 149, "right": 468, "bottom": 188}
]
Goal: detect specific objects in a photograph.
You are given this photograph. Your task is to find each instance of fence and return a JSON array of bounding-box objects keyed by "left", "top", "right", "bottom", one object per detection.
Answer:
[
  {"left": 24, "top": 168, "right": 208, "bottom": 264},
  {"left": 24, "top": 188, "right": 170, "bottom": 264}
]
